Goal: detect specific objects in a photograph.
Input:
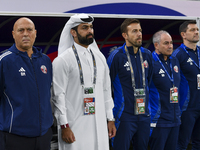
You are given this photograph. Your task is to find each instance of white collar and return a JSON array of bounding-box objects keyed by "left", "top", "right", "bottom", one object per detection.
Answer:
[{"left": 74, "top": 42, "right": 92, "bottom": 56}]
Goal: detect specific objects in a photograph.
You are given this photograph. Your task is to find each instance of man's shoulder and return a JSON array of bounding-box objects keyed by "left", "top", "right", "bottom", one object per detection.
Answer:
[
  {"left": 141, "top": 47, "right": 153, "bottom": 62},
  {"left": 172, "top": 46, "right": 183, "bottom": 57},
  {"left": 0, "top": 50, "right": 13, "bottom": 62},
  {"left": 107, "top": 46, "right": 123, "bottom": 60},
  {"left": 169, "top": 55, "right": 180, "bottom": 66},
  {"left": 107, "top": 46, "right": 124, "bottom": 68},
  {"left": 53, "top": 47, "right": 74, "bottom": 65},
  {"left": 170, "top": 55, "right": 179, "bottom": 60},
  {"left": 56, "top": 47, "right": 74, "bottom": 59},
  {"left": 0, "top": 44, "right": 18, "bottom": 61},
  {"left": 141, "top": 47, "right": 152, "bottom": 55},
  {"left": 109, "top": 47, "right": 123, "bottom": 56},
  {"left": 40, "top": 53, "right": 52, "bottom": 63}
]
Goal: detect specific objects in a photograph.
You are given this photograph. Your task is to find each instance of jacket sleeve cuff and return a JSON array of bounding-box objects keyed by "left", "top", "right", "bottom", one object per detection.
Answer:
[
  {"left": 57, "top": 114, "right": 68, "bottom": 125},
  {"left": 106, "top": 109, "right": 114, "bottom": 120}
]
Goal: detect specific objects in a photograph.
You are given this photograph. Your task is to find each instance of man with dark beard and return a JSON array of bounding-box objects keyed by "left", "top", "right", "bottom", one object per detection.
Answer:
[
  {"left": 52, "top": 14, "right": 116, "bottom": 150},
  {"left": 107, "top": 18, "right": 153, "bottom": 150},
  {"left": 172, "top": 20, "right": 200, "bottom": 150}
]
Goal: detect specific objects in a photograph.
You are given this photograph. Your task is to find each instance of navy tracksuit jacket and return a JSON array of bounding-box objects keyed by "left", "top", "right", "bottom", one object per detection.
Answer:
[
  {"left": 172, "top": 43, "right": 200, "bottom": 150},
  {"left": 107, "top": 43, "right": 153, "bottom": 150},
  {"left": 149, "top": 52, "right": 181, "bottom": 150}
]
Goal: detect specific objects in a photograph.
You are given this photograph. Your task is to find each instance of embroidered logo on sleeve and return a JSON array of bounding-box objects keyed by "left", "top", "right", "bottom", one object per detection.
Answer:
[
  {"left": 19, "top": 67, "right": 26, "bottom": 76},
  {"left": 41, "top": 65, "right": 47, "bottom": 74}
]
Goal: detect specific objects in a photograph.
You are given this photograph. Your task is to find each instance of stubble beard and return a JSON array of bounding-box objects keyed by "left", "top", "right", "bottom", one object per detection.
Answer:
[
  {"left": 129, "top": 39, "right": 142, "bottom": 48},
  {"left": 187, "top": 35, "right": 199, "bottom": 44}
]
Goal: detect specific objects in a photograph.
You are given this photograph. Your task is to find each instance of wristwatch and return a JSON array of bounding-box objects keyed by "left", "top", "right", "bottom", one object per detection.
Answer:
[
  {"left": 107, "top": 118, "right": 115, "bottom": 122},
  {"left": 60, "top": 124, "right": 69, "bottom": 129}
]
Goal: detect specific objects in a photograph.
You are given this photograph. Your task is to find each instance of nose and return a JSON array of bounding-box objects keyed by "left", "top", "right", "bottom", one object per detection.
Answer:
[
  {"left": 137, "top": 31, "right": 142, "bottom": 38},
  {"left": 169, "top": 43, "right": 173, "bottom": 49},
  {"left": 195, "top": 29, "right": 199, "bottom": 34},
  {"left": 23, "top": 29, "right": 29, "bottom": 36},
  {"left": 88, "top": 27, "right": 93, "bottom": 34}
]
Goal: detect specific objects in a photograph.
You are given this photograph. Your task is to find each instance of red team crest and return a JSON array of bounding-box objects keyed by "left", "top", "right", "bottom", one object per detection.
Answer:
[
  {"left": 143, "top": 60, "right": 148, "bottom": 68},
  {"left": 41, "top": 65, "right": 47, "bottom": 74},
  {"left": 174, "top": 66, "right": 178, "bottom": 73}
]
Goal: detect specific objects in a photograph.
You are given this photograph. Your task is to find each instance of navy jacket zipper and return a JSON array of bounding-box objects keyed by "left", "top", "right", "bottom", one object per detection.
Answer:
[{"left": 30, "top": 57, "right": 42, "bottom": 136}]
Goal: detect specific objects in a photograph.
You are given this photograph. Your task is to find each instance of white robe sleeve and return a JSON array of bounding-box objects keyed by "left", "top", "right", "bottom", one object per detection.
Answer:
[
  {"left": 103, "top": 57, "right": 114, "bottom": 119},
  {"left": 52, "top": 56, "right": 70, "bottom": 125},
  {"left": 91, "top": 41, "right": 114, "bottom": 120}
]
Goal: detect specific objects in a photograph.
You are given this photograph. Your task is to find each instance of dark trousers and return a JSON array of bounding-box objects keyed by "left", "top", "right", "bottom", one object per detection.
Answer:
[
  {"left": 177, "top": 110, "right": 200, "bottom": 150},
  {"left": 0, "top": 128, "right": 52, "bottom": 150},
  {"left": 149, "top": 126, "right": 179, "bottom": 150},
  {"left": 113, "top": 118, "right": 150, "bottom": 150}
]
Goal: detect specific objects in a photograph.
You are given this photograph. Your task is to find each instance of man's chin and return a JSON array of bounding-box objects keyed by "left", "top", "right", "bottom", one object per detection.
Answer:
[
  {"left": 21, "top": 45, "right": 32, "bottom": 51},
  {"left": 87, "top": 38, "right": 94, "bottom": 45},
  {"left": 194, "top": 40, "right": 199, "bottom": 43},
  {"left": 134, "top": 43, "right": 142, "bottom": 47}
]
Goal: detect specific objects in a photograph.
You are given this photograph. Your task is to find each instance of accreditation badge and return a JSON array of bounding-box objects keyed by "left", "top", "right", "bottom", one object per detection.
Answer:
[
  {"left": 134, "top": 89, "right": 145, "bottom": 115},
  {"left": 197, "top": 74, "right": 200, "bottom": 90},
  {"left": 170, "top": 87, "right": 178, "bottom": 103},
  {"left": 83, "top": 87, "right": 95, "bottom": 115}
]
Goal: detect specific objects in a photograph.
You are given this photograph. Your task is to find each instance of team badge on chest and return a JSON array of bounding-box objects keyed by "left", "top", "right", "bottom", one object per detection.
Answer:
[
  {"left": 174, "top": 66, "right": 178, "bottom": 73},
  {"left": 41, "top": 65, "right": 47, "bottom": 74},
  {"left": 143, "top": 60, "right": 148, "bottom": 68}
]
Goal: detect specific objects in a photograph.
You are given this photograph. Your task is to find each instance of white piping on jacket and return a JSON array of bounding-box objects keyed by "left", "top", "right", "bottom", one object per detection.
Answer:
[
  {"left": 0, "top": 51, "right": 12, "bottom": 61},
  {"left": 4, "top": 92, "right": 14, "bottom": 133}
]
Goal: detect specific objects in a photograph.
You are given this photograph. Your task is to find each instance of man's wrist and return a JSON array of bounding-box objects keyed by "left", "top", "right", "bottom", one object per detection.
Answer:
[
  {"left": 107, "top": 118, "right": 115, "bottom": 122},
  {"left": 60, "top": 124, "right": 69, "bottom": 129}
]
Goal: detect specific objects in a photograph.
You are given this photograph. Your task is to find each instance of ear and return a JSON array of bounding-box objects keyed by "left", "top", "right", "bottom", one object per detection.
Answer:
[
  {"left": 154, "top": 42, "right": 161, "bottom": 54},
  {"left": 122, "top": 32, "right": 127, "bottom": 40},
  {"left": 12, "top": 30, "right": 15, "bottom": 39},
  {"left": 70, "top": 29, "right": 77, "bottom": 38},
  {"left": 180, "top": 32, "right": 185, "bottom": 39},
  {"left": 35, "top": 29, "right": 37, "bottom": 38},
  {"left": 154, "top": 42, "right": 159, "bottom": 50}
]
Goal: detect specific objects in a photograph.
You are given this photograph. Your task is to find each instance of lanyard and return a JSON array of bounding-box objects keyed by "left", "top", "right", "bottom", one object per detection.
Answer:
[
  {"left": 153, "top": 52, "right": 174, "bottom": 84},
  {"left": 124, "top": 46, "right": 145, "bottom": 90},
  {"left": 181, "top": 44, "right": 200, "bottom": 70},
  {"left": 72, "top": 45, "right": 97, "bottom": 86}
]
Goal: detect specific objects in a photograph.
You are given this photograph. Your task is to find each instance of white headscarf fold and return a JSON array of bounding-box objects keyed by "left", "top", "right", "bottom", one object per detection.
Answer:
[{"left": 58, "top": 14, "right": 94, "bottom": 55}]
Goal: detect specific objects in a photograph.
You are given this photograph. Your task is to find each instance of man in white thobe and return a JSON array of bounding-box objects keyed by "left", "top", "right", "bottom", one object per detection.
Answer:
[{"left": 52, "top": 14, "right": 116, "bottom": 150}]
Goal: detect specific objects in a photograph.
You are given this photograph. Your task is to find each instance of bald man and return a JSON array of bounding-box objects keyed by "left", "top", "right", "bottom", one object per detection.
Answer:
[{"left": 0, "top": 17, "right": 53, "bottom": 150}]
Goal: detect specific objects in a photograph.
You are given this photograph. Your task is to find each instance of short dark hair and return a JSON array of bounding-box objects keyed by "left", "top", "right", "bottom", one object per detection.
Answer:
[
  {"left": 120, "top": 18, "right": 140, "bottom": 34},
  {"left": 179, "top": 20, "right": 197, "bottom": 34}
]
